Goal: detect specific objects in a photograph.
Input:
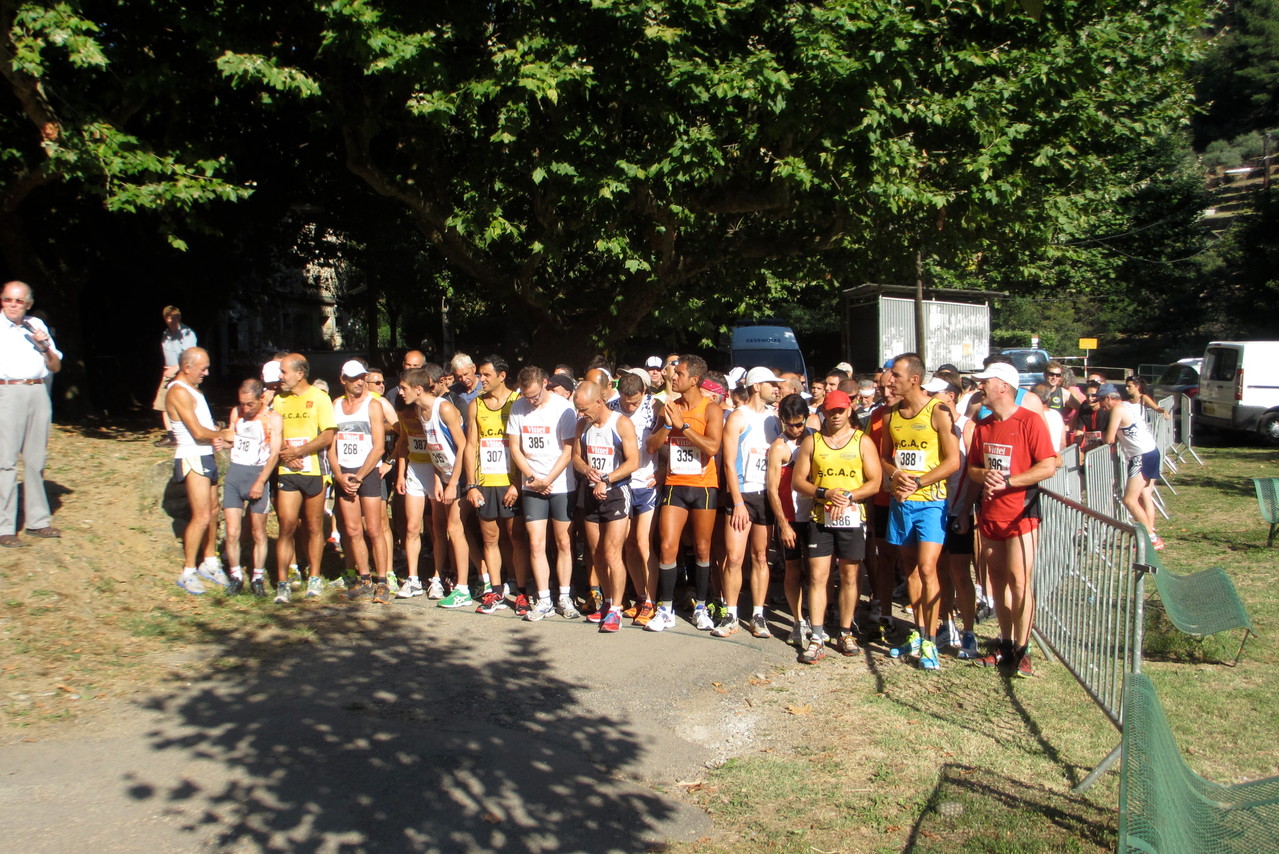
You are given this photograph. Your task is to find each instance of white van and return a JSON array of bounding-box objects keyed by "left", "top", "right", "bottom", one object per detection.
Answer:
[
  {"left": 1197, "top": 341, "right": 1279, "bottom": 443},
  {"left": 729, "top": 324, "right": 808, "bottom": 382}
]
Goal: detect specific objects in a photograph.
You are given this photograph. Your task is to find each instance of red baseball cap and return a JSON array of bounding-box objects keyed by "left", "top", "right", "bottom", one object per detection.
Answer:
[{"left": 822, "top": 390, "right": 852, "bottom": 411}]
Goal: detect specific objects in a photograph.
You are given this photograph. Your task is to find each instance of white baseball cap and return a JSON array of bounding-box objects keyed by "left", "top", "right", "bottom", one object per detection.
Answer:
[
  {"left": 645, "top": 356, "right": 663, "bottom": 369},
  {"left": 261, "top": 361, "right": 282, "bottom": 384},
  {"left": 922, "top": 377, "right": 950, "bottom": 393},
  {"left": 340, "top": 359, "right": 369, "bottom": 379},
  {"left": 745, "top": 366, "right": 785, "bottom": 386},
  {"left": 973, "top": 362, "right": 1019, "bottom": 388}
]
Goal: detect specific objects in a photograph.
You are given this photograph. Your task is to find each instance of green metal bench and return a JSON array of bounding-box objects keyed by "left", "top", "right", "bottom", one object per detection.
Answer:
[
  {"left": 1253, "top": 477, "right": 1278, "bottom": 548},
  {"left": 1143, "top": 533, "right": 1255, "bottom": 666},
  {"left": 1119, "top": 673, "right": 1279, "bottom": 854}
]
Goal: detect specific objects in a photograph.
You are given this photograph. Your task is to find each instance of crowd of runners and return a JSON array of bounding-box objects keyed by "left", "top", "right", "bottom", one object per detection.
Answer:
[{"left": 162, "top": 339, "right": 1163, "bottom": 676}]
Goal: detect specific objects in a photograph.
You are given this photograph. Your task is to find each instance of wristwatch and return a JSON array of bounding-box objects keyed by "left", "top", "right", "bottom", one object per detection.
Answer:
[{"left": 681, "top": 422, "right": 691, "bottom": 431}]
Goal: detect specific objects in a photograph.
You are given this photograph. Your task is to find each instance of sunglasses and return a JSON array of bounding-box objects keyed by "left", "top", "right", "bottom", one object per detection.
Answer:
[
  {"left": 783, "top": 420, "right": 807, "bottom": 429},
  {"left": 1046, "top": 372, "right": 1062, "bottom": 377}
]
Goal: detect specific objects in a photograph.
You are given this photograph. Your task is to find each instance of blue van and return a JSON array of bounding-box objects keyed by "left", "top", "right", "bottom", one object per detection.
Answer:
[{"left": 730, "top": 324, "right": 809, "bottom": 381}]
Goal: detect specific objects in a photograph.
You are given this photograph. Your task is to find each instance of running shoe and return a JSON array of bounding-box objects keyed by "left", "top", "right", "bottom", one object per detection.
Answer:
[
  {"left": 396, "top": 577, "right": 425, "bottom": 599},
  {"left": 372, "top": 582, "right": 391, "bottom": 604},
  {"left": 600, "top": 610, "right": 622, "bottom": 633},
  {"left": 975, "top": 602, "right": 995, "bottom": 623},
  {"left": 306, "top": 576, "right": 324, "bottom": 598},
  {"left": 438, "top": 588, "right": 473, "bottom": 609},
  {"left": 176, "top": 569, "right": 206, "bottom": 596},
  {"left": 787, "top": 619, "right": 810, "bottom": 649},
  {"left": 250, "top": 577, "right": 266, "bottom": 598},
  {"left": 693, "top": 606, "right": 715, "bottom": 631},
  {"left": 710, "top": 615, "right": 740, "bottom": 638},
  {"left": 1015, "top": 649, "right": 1033, "bottom": 678},
  {"left": 226, "top": 574, "right": 244, "bottom": 596},
  {"left": 633, "top": 602, "right": 656, "bottom": 626},
  {"left": 583, "top": 590, "right": 603, "bottom": 616},
  {"left": 288, "top": 566, "right": 303, "bottom": 590},
  {"left": 799, "top": 637, "right": 827, "bottom": 664},
  {"left": 514, "top": 593, "right": 531, "bottom": 617},
  {"left": 587, "top": 602, "right": 608, "bottom": 623},
  {"left": 475, "top": 590, "right": 509, "bottom": 614},
  {"left": 198, "top": 560, "right": 230, "bottom": 588},
  {"left": 889, "top": 629, "right": 922, "bottom": 660},
  {"left": 345, "top": 577, "right": 374, "bottom": 601},
  {"left": 837, "top": 632, "right": 860, "bottom": 656},
  {"left": 936, "top": 623, "right": 953, "bottom": 651},
  {"left": 708, "top": 601, "right": 728, "bottom": 624},
  {"left": 622, "top": 603, "right": 639, "bottom": 619},
  {"left": 876, "top": 617, "right": 896, "bottom": 646},
  {"left": 426, "top": 577, "right": 446, "bottom": 600},
  {"left": 957, "top": 631, "right": 980, "bottom": 660},
  {"left": 274, "top": 582, "right": 291, "bottom": 604},
  {"left": 1152, "top": 536, "right": 1166, "bottom": 551},
  {"left": 644, "top": 606, "right": 676, "bottom": 632},
  {"left": 556, "top": 595, "right": 581, "bottom": 619},
  {"left": 920, "top": 639, "right": 941, "bottom": 671},
  {"left": 386, "top": 572, "right": 400, "bottom": 594},
  {"left": 525, "top": 598, "right": 554, "bottom": 622},
  {"left": 749, "top": 613, "right": 770, "bottom": 638}
]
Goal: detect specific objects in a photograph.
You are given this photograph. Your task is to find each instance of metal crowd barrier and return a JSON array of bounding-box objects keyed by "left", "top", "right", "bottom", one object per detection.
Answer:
[
  {"left": 1034, "top": 487, "right": 1154, "bottom": 792},
  {"left": 1170, "top": 392, "right": 1204, "bottom": 466},
  {"left": 1043, "top": 443, "right": 1083, "bottom": 503},
  {"left": 1083, "top": 443, "right": 1122, "bottom": 518}
]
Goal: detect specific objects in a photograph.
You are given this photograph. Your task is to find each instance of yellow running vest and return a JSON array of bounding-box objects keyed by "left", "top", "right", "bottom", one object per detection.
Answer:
[
  {"left": 808, "top": 429, "right": 867, "bottom": 526},
  {"left": 475, "top": 390, "right": 518, "bottom": 487},
  {"left": 886, "top": 398, "right": 947, "bottom": 502}
]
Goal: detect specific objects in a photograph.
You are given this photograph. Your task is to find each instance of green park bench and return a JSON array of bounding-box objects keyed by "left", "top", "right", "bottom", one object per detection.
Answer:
[
  {"left": 1118, "top": 673, "right": 1279, "bottom": 854},
  {"left": 1253, "top": 477, "right": 1278, "bottom": 548},
  {"left": 1143, "top": 533, "right": 1255, "bottom": 667}
]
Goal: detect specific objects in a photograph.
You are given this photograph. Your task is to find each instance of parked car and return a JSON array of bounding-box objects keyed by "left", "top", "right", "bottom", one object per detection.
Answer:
[
  {"left": 995, "top": 347, "right": 1051, "bottom": 389},
  {"left": 1154, "top": 358, "right": 1201, "bottom": 441},
  {"left": 1197, "top": 341, "right": 1279, "bottom": 444}
]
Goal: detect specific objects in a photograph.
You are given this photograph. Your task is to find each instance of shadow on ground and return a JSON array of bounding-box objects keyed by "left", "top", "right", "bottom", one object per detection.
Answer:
[
  {"left": 123, "top": 606, "right": 689, "bottom": 852},
  {"left": 903, "top": 762, "right": 1114, "bottom": 853}
]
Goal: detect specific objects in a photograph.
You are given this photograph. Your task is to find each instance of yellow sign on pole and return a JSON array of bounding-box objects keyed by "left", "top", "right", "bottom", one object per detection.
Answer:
[{"left": 1079, "top": 338, "right": 1098, "bottom": 350}]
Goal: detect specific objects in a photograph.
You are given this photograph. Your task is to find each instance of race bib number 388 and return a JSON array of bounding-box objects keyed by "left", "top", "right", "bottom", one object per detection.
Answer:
[{"left": 894, "top": 448, "right": 926, "bottom": 472}]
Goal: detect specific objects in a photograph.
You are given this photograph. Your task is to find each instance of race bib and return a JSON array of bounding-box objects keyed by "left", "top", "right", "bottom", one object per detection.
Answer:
[
  {"left": 743, "top": 449, "right": 767, "bottom": 487},
  {"left": 521, "top": 425, "right": 554, "bottom": 458},
  {"left": 230, "top": 433, "right": 257, "bottom": 466},
  {"left": 823, "top": 501, "right": 862, "bottom": 529},
  {"left": 408, "top": 434, "right": 431, "bottom": 460},
  {"left": 285, "top": 436, "right": 313, "bottom": 474},
  {"left": 983, "top": 442, "right": 1013, "bottom": 476},
  {"left": 669, "top": 437, "right": 702, "bottom": 476},
  {"left": 480, "top": 437, "right": 508, "bottom": 476},
  {"left": 335, "top": 430, "right": 370, "bottom": 469},
  {"left": 587, "top": 443, "right": 616, "bottom": 473},
  {"left": 894, "top": 448, "right": 926, "bottom": 472}
]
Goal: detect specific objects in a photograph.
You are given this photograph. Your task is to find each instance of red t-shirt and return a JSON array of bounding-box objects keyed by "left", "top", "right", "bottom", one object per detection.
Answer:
[{"left": 969, "top": 407, "right": 1056, "bottom": 540}]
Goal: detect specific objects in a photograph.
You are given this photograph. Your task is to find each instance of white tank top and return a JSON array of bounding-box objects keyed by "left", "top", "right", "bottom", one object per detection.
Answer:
[
  {"left": 735, "top": 405, "right": 779, "bottom": 494},
  {"left": 610, "top": 394, "right": 657, "bottom": 488},
  {"left": 1117, "top": 402, "right": 1157, "bottom": 458},
  {"left": 171, "top": 379, "right": 215, "bottom": 461},
  {"left": 230, "top": 414, "right": 271, "bottom": 467},
  {"left": 582, "top": 411, "right": 625, "bottom": 480},
  {"left": 424, "top": 396, "right": 458, "bottom": 477},
  {"left": 334, "top": 394, "right": 375, "bottom": 470}
]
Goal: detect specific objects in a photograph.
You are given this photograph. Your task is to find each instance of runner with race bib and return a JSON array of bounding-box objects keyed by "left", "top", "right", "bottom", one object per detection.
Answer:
[
  {"left": 221, "top": 378, "right": 282, "bottom": 597},
  {"left": 791, "top": 390, "right": 882, "bottom": 664}
]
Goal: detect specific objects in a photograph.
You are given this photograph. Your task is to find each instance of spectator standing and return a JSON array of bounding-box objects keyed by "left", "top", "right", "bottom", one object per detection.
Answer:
[
  {"left": 0, "top": 281, "right": 62, "bottom": 547},
  {"left": 153, "top": 306, "right": 197, "bottom": 447}
]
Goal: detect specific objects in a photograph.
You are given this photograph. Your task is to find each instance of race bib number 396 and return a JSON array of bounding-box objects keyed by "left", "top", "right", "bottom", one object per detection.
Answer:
[{"left": 983, "top": 442, "right": 1013, "bottom": 475}]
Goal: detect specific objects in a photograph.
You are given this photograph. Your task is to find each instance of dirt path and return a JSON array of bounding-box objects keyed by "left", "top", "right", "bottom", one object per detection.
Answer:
[{"left": 0, "top": 422, "right": 820, "bottom": 852}]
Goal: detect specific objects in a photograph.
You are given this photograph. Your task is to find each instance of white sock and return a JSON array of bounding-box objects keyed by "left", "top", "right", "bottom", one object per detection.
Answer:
[
  {"left": 455, "top": 584, "right": 469, "bottom": 594},
  {"left": 753, "top": 605, "right": 764, "bottom": 617},
  {"left": 727, "top": 605, "right": 739, "bottom": 619},
  {"left": 182, "top": 566, "right": 197, "bottom": 576},
  {"left": 252, "top": 569, "right": 265, "bottom": 579},
  {"left": 230, "top": 566, "right": 244, "bottom": 579},
  {"left": 538, "top": 589, "right": 551, "bottom": 601},
  {"left": 558, "top": 586, "right": 571, "bottom": 597}
]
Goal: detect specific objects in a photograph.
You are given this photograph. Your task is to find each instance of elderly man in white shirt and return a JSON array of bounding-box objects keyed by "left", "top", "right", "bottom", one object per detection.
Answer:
[{"left": 0, "top": 280, "right": 62, "bottom": 547}]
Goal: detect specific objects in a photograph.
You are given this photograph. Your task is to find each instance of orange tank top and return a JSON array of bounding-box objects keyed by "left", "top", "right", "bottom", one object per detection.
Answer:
[{"left": 666, "top": 395, "right": 719, "bottom": 488}]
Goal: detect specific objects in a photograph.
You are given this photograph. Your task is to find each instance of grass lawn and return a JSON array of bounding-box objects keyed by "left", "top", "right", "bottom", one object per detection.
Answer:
[{"left": 679, "top": 442, "right": 1279, "bottom": 854}]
